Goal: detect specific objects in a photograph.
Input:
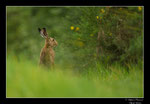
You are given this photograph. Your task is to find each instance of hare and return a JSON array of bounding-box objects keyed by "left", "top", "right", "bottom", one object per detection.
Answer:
[{"left": 38, "top": 28, "right": 58, "bottom": 69}]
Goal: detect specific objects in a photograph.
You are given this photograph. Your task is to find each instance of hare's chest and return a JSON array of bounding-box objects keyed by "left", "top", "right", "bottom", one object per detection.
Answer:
[
  {"left": 44, "top": 49, "right": 51, "bottom": 57},
  {"left": 45, "top": 48, "right": 54, "bottom": 58},
  {"left": 49, "top": 49, "right": 55, "bottom": 57}
]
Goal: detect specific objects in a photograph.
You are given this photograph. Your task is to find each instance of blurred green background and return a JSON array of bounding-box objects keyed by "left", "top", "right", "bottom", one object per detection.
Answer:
[{"left": 7, "top": 6, "right": 144, "bottom": 97}]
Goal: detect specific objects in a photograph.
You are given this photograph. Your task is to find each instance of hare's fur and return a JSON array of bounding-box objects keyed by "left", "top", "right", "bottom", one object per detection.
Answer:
[{"left": 38, "top": 28, "right": 58, "bottom": 69}]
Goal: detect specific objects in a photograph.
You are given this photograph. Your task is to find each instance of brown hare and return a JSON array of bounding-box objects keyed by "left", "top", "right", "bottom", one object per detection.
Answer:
[{"left": 38, "top": 28, "right": 58, "bottom": 69}]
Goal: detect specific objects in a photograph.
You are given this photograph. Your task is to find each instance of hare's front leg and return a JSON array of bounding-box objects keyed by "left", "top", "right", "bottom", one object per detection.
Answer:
[{"left": 50, "top": 55, "right": 54, "bottom": 69}]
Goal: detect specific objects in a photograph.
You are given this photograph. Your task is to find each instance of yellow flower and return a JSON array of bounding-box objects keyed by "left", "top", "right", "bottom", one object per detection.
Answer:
[
  {"left": 119, "top": 8, "right": 122, "bottom": 10},
  {"left": 96, "top": 16, "right": 99, "bottom": 19},
  {"left": 77, "top": 41, "right": 84, "bottom": 47},
  {"left": 70, "top": 26, "right": 74, "bottom": 30},
  {"left": 75, "top": 27, "right": 80, "bottom": 31},
  {"left": 109, "top": 33, "right": 112, "bottom": 36},
  {"left": 100, "top": 16, "right": 102, "bottom": 20},
  {"left": 90, "top": 34, "right": 94, "bottom": 37},
  {"left": 78, "top": 38, "right": 81, "bottom": 40},
  {"left": 138, "top": 6, "right": 142, "bottom": 11},
  {"left": 101, "top": 9, "right": 105, "bottom": 13}
]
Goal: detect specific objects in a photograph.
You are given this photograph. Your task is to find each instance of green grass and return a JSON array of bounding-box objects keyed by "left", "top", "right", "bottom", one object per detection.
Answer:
[{"left": 7, "top": 54, "right": 143, "bottom": 97}]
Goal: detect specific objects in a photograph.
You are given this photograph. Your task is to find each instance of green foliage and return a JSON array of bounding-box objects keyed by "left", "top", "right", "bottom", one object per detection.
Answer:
[
  {"left": 7, "top": 54, "right": 143, "bottom": 97},
  {"left": 66, "top": 7, "right": 143, "bottom": 66},
  {"left": 120, "top": 34, "right": 143, "bottom": 63}
]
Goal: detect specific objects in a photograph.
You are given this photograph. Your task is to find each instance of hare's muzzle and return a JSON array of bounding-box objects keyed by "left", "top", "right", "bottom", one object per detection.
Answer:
[{"left": 55, "top": 41, "right": 58, "bottom": 46}]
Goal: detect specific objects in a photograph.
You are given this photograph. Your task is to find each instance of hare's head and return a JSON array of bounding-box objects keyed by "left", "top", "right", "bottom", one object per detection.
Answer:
[{"left": 38, "top": 28, "right": 58, "bottom": 48}]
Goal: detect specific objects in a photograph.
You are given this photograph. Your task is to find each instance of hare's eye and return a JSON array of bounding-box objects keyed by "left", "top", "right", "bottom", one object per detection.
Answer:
[{"left": 53, "top": 39, "right": 55, "bottom": 41}]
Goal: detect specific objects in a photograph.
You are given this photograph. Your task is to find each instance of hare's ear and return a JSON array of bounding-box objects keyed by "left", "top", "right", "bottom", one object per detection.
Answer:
[
  {"left": 42, "top": 28, "right": 47, "bottom": 35},
  {"left": 42, "top": 28, "right": 48, "bottom": 37},
  {"left": 43, "top": 28, "right": 46, "bottom": 33},
  {"left": 38, "top": 28, "right": 41, "bottom": 32},
  {"left": 38, "top": 27, "right": 48, "bottom": 38}
]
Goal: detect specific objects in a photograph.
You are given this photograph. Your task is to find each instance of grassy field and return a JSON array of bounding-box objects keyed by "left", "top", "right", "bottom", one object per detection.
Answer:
[{"left": 6, "top": 54, "right": 143, "bottom": 98}]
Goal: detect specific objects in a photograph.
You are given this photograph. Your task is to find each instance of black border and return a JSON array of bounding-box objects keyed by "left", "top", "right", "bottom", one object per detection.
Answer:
[
  {"left": 1, "top": 0, "right": 145, "bottom": 104},
  {"left": 4, "top": 0, "right": 144, "bottom": 6},
  {"left": 4, "top": 98, "right": 144, "bottom": 104},
  {"left": 0, "top": 2, "right": 6, "bottom": 104}
]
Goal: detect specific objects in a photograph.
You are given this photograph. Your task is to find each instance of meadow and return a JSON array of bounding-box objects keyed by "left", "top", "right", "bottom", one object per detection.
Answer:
[{"left": 7, "top": 54, "right": 143, "bottom": 97}]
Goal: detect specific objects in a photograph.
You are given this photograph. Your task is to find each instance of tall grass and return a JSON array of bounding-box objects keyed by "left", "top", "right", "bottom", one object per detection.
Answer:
[{"left": 7, "top": 54, "right": 143, "bottom": 97}]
